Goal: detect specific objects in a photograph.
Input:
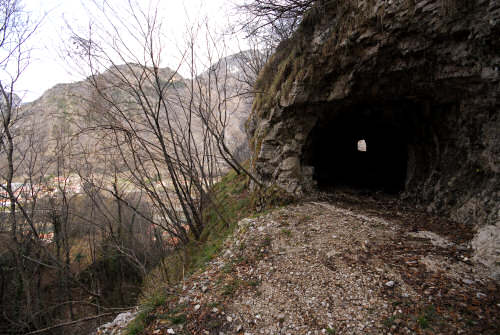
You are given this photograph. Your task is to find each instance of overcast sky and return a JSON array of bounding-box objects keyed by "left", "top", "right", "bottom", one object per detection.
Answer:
[{"left": 15, "top": 0, "right": 238, "bottom": 102}]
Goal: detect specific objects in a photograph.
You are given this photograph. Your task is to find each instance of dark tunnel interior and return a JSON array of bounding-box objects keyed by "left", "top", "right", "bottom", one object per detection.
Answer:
[{"left": 302, "top": 102, "right": 417, "bottom": 194}]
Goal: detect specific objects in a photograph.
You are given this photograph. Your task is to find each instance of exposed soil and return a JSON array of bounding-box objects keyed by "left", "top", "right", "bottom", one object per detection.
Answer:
[{"left": 141, "top": 192, "right": 500, "bottom": 335}]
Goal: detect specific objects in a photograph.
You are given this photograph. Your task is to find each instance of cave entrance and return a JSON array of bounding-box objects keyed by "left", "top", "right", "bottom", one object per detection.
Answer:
[{"left": 303, "top": 103, "right": 412, "bottom": 194}]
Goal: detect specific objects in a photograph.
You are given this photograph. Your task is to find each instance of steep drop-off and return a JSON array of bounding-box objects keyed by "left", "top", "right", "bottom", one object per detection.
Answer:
[{"left": 247, "top": 0, "right": 499, "bottom": 276}]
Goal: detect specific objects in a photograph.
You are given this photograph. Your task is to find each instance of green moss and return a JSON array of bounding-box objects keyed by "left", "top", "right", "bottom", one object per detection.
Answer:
[{"left": 251, "top": 184, "right": 295, "bottom": 212}]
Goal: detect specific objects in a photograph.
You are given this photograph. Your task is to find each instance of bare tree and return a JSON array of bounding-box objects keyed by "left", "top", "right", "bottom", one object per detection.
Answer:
[
  {"left": 0, "top": 3, "right": 120, "bottom": 333},
  {"left": 66, "top": 1, "right": 215, "bottom": 246},
  {"left": 233, "top": 42, "right": 273, "bottom": 91},
  {"left": 0, "top": 1, "right": 225, "bottom": 333},
  {"left": 235, "top": 0, "right": 319, "bottom": 48},
  {"left": 0, "top": 1, "right": 51, "bottom": 331},
  {"left": 1, "top": 0, "right": 38, "bottom": 241},
  {"left": 64, "top": 0, "right": 264, "bottom": 255},
  {"left": 182, "top": 25, "right": 261, "bottom": 183}
]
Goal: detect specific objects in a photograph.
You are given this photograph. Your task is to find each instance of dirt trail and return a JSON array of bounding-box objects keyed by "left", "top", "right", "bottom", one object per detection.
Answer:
[{"left": 145, "top": 194, "right": 500, "bottom": 335}]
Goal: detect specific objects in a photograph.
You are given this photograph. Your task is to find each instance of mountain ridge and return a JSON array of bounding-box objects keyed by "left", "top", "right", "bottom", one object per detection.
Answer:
[{"left": 19, "top": 53, "right": 253, "bottom": 164}]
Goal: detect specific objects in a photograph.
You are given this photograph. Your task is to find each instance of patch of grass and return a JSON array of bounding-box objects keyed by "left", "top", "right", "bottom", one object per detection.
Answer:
[
  {"left": 248, "top": 279, "right": 261, "bottom": 287},
  {"left": 281, "top": 228, "right": 292, "bottom": 237},
  {"left": 169, "top": 313, "right": 187, "bottom": 325},
  {"left": 383, "top": 316, "right": 396, "bottom": 328},
  {"left": 326, "top": 327, "right": 336, "bottom": 334},
  {"left": 126, "top": 292, "right": 166, "bottom": 335},
  {"left": 126, "top": 315, "right": 145, "bottom": 335},
  {"left": 207, "top": 301, "right": 219, "bottom": 308},
  {"left": 146, "top": 293, "right": 167, "bottom": 308},
  {"left": 417, "top": 315, "right": 429, "bottom": 329},
  {"left": 417, "top": 304, "right": 437, "bottom": 330},
  {"left": 222, "top": 261, "right": 234, "bottom": 274},
  {"left": 223, "top": 279, "right": 241, "bottom": 296},
  {"left": 262, "top": 235, "right": 273, "bottom": 247}
]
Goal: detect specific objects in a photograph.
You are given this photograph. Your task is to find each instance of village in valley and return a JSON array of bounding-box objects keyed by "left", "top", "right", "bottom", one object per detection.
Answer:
[
  {"left": 0, "top": 176, "right": 83, "bottom": 243},
  {"left": 0, "top": 176, "right": 83, "bottom": 205},
  {"left": 0, "top": 175, "right": 189, "bottom": 245}
]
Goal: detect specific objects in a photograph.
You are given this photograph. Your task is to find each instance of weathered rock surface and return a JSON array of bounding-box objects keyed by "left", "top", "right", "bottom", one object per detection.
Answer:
[
  {"left": 94, "top": 310, "right": 138, "bottom": 335},
  {"left": 248, "top": 0, "right": 500, "bottom": 278}
]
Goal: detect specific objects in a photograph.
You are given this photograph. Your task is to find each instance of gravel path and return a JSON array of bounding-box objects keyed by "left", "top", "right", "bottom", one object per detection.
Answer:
[{"left": 143, "top": 195, "right": 500, "bottom": 335}]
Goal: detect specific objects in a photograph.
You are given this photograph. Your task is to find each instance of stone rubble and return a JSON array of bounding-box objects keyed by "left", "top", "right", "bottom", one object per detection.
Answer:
[{"left": 95, "top": 310, "right": 138, "bottom": 335}]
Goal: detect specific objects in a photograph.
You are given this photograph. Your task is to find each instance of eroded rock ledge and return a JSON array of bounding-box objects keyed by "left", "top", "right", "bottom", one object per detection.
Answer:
[{"left": 247, "top": 0, "right": 499, "bottom": 277}]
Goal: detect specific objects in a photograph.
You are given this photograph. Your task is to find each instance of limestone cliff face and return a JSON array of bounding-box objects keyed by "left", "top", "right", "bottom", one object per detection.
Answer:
[{"left": 248, "top": 0, "right": 499, "bottom": 277}]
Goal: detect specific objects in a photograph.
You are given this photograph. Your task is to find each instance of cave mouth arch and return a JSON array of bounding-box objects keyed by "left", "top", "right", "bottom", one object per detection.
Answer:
[{"left": 302, "top": 102, "right": 417, "bottom": 194}]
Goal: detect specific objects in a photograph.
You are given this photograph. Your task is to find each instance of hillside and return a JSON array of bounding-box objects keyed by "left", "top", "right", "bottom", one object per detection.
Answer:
[
  {"left": 19, "top": 57, "right": 253, "bottom": 166},
  {"left": 0, "top": 51, "right": 258, "bottom": 334}
]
